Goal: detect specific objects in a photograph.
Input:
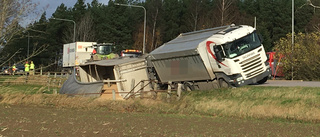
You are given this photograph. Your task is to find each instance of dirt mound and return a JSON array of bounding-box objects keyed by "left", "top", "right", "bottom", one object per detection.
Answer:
[{"left": 98, "top": 84, "right": 124, "bottom": 101}]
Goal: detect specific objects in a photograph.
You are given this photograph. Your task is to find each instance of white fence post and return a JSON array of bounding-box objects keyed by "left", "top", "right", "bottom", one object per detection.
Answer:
[
  {"left": 167, "top": 81, "right": 172, "bottom": 100},
  {"left": 177, "top": 83, "right": 182, "bottom": 100},
  {"left": 112, "top": 89, "right": 116, "bottom": 100}
]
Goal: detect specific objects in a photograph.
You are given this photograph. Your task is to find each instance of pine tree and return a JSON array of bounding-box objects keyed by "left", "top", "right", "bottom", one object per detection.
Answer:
[
  {"left": 145, "top": 0, "right": 163, "bottom": 51},
  {"left": 72, "top": 0, "right": 87, "bottom": 22},
  {"left": 162, "top": 0, "right": 184, "bottom": 42}
]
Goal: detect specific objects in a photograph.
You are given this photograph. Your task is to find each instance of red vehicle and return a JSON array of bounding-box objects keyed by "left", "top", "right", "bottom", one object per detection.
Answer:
[{"left": 267, "top": 52, "right": 284, "bottom": 78}]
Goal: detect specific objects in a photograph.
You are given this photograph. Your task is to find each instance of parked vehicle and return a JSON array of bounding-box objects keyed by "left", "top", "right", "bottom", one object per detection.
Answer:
[
  {"left": 121, "top": 49, "right": 142, "bottom": 58},
  {"left": 267, "top": 52, "right": 284, "bottom": 78},
  {"left": 1, "top": 66, "right": 10, "bottom": 75},
  {"left": 90, "top": 43, "right": 118, "bottom": 61},
  {"left": 63, "top": 42, "right": 97, "bottom": 67},
  {"left": 1, "top": 64, "right": 26, "bottom": 75}
]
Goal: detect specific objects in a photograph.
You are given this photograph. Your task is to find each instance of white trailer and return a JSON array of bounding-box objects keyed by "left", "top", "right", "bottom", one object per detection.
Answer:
[
  {"left": 148, "top": 24, "right": 271, "bottom": 90},
  {"left": 69, "top": 57, "right": 152, "bottom": 99},
  {"left": 63, "top": 42, "right": 96, "bottom": 67}
]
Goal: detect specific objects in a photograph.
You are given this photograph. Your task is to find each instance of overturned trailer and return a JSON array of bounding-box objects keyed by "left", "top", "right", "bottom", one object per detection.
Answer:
[{"left": 73, "top": 57, "right": 151, "bottom": 99}]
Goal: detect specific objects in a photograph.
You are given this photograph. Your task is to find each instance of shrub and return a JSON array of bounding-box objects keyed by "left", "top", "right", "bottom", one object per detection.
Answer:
[{"left": 273, "top": 32, "right": 320, "bottom": 80}]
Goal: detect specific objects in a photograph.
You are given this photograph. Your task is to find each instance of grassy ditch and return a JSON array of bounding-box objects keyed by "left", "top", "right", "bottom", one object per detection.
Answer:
[
  {"left": 0, "top": 75, "right": 63, "bottom": 94},
  {"left": 0, "top": 84, "right": 319, "bottom": 122},
  {"left": 184, "top": 86, "right": 320, "bottom": 122}
]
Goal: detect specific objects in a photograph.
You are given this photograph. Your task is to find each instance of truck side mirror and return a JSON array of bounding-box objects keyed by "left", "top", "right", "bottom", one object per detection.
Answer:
[
  {"left": 216, "top": 52, "right": 223, "bottom": 61},
  {"left": 214, "top": 46, "right": 223, "bottom": 61}
]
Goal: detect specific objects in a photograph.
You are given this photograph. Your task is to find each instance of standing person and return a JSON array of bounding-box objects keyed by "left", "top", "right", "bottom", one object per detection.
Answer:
[
  {"left": 30, "top": 61, "right": 35, "bottom": 75},
  {"left": 25, "top": 61, "right": 30, "bottom": 76},
  {"left": 12, "top": 64, "right": 16, "bottom": 75}
]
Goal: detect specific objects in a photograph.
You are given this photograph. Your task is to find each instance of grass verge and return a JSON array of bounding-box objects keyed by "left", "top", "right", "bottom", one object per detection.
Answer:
[
  {"left": 184, "top": 86, "right": 320, "bottom": 122},
  {"left": 0, "top": 84, "right": 319, "bottom": 122}
]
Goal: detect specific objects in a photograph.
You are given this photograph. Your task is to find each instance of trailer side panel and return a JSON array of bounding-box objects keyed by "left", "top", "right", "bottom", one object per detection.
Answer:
[
  {"left": 151, "top": 55, "right": 210, "bottom": 82},
  {"left": 115, "top": 59, "right": 151, "bottom": 98}
]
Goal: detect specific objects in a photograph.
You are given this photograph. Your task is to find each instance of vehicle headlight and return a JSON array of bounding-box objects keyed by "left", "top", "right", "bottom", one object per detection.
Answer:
[{"left": 236, "top": 77, "right": 244, "bottom": 82}]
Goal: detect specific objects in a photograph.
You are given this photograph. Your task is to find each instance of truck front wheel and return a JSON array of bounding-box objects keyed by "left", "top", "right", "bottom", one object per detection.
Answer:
[
  {"left": 257, "top": 76, "right": 268, "bottom": 84},
  {"left": 219, "top": 79, "right": 229, "bottom": 88}
]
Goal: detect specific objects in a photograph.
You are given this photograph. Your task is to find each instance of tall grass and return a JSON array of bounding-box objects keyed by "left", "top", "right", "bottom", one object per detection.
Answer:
[
  {"left": 0, "top": 84, "right": 320, "bottom": 122},
  {"left": 0, "top": 85, "right": 58, "bottom": 94},
  {"left": 185, "top": 86, "right": 320, "bottom": 122}
]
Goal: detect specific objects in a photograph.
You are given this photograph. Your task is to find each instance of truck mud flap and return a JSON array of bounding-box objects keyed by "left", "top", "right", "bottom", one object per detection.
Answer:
[{"left": 59, "top": 70, "right": 104, "bottom": 97}]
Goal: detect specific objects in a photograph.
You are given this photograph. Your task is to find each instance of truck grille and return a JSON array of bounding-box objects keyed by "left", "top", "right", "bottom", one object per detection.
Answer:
[{"left": 239, "top": 54, "right": 264, "bottom": 79}]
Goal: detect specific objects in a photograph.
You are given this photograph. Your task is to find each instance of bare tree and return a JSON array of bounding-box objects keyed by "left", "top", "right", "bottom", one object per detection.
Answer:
[
  {"left": 299, "top": 0, "right": 320, "bottom": 11},
  {"left": 185, "top": 0, "right": 202, "bottom": 31},
  {"left": 309, "top": 0, "right": 320, "bottom": 32},
  {"left": 314, "top": 24, "right": 320, "bottom": 32},
  {"left": 151, "top": 8, "right": 159, "bottom": 51},
  {"left": 0, "top": 0, "right": 37, "bottom": 46},
  {"left": 0, "top": 42, "right": 48, "bottom": 68},
  {"left": 62, "top": 26, "right": 74, "bottom": 43},
  {"left": 146, "top": 0, "right": 163, "bottom": 52},
  {"left": 77, "top": 12, "right": 95, "bottom": 42},
  {"left": 301, "top": 0, "right": 320, "bottom": 32},
  {"left": 0, "top": 1, "right": 52, "bottom": 69},
  {"left": 216, "top": 0, "right": 235, "bottom": 26}
]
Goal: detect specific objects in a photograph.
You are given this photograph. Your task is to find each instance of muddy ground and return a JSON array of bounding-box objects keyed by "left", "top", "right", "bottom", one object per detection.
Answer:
[{"left": 0, "top": 105, "right": 319, "bottom": 137}]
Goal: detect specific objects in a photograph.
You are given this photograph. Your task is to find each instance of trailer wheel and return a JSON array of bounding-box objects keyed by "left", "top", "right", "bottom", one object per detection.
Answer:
[
  {"left": 257, "top": 76, "right": 268, "bottom": 84},
  {"left": 183, "top": 82, "right": 194, "bottom": 91},
  {"left": 219, "top": 79, "right": 229, "bottom": 88}
]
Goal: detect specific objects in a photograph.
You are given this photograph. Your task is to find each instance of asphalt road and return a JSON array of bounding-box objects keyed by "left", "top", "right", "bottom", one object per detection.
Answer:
[{"left": 253, "top": 80, "right": 320, "bottom": 87}]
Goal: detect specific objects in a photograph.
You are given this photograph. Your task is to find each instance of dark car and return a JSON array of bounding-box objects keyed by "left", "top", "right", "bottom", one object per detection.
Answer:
[
  {"left": 1, "top": 66, "right": 11, "bottom": 75},
  {"left": 16, "top": 65, "right": 25, "bottom": 73}
]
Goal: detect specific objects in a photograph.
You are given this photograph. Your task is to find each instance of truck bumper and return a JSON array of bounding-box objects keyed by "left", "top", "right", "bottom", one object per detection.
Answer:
[{"left": 231, "top": 67, "right": 271, "bottom": 87}]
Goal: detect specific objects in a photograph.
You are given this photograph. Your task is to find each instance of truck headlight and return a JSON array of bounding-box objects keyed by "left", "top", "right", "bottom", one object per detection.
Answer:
[{"left": 236, "top": 77, "right": 244, "bottom": 82}]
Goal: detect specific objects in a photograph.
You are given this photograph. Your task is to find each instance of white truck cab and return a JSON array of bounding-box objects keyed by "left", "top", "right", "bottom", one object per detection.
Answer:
[{"left": 199, "top": 25, "right": 270, "bottom": 87}]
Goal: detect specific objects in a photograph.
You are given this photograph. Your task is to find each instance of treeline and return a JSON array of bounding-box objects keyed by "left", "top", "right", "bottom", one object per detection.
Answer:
[{"left": 2, "top": 0, "right": 320, "bottom": 71}]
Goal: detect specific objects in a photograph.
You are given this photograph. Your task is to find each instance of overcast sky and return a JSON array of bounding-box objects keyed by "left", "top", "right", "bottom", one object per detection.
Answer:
[{"left": 23, "top": 0, "right": 109, "bottom": 26}]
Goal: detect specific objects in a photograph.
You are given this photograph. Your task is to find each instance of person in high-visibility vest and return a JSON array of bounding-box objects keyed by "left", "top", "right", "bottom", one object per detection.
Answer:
[
  {"left": 25, "top": 61, "right": 30, "bottom": 75},
  {"left": 12, "top": 64, "right": 16, "bottom": 75},
  {"left": 30, "top": 61, "right": 35, "bottom": 75}
]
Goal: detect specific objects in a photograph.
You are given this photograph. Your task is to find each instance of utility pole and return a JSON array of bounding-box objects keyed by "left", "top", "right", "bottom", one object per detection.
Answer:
[{"left": 291, "top": 0, "right": 294, "bottom": 80}]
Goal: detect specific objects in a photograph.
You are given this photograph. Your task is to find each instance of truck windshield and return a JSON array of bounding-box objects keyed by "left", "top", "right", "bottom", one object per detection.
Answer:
[
  {"left": 222, "top": 31, "right": 261, "bottom": 58},
  {"left": 96, "top": 46, "right": 112, "bottom": 55}
]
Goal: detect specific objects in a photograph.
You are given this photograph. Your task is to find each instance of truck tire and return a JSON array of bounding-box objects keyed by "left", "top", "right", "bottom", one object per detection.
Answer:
[
  {"left": 219, "top": 79, "right": 229, "bottom": 88},
  {"left": 183, "top": 82, "right": 194, "bottom": 91},
  {"left": 257, "top": 76, "right": 268, "bottom": 84}
]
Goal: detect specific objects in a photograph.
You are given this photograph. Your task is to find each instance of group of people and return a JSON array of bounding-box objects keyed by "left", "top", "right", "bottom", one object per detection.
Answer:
[
  {"left": 23, "top": 61, "right": 35, "bottom": 75},
  {"left": 4, "top": 61, "right": 35, "bottom": 75}
]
